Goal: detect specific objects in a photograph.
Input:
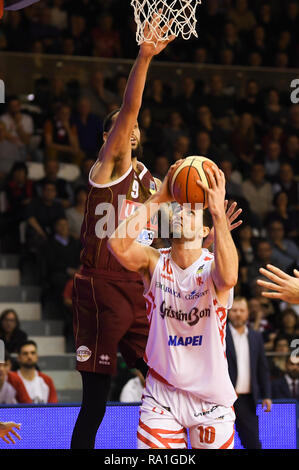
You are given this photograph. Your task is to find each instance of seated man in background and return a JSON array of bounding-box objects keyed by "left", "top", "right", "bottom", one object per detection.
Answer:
[
  {"left": 33, "top": 158, "right": 74, "bottom": 209},
  {"left": 271, "top": 355, "right": 299, "bottom": 401},
  {"left": 1, "top": 352, "right": 31, "bottom": 404},
  {"left": 15, "top": 341, "right": 58, "bottom": 404}
]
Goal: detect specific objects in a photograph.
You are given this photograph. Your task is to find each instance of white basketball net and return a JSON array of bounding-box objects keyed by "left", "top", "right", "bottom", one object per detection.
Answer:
[{"left": 131, "top": 0, "right": 202, "bottom": 46}]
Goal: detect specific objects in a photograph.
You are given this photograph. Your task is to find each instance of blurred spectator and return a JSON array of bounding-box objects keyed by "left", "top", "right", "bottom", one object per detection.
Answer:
[
  {"left": 49, "top": 0, "right": 68, "bottom": 31},
  {"left": 4, "top": 161, "right": 33, "bottom": 216},
  {"left": 16, "top": 341, "right": 58, "bottom": 403},
  {"left": 246, "top": 239, "right": 278, "bottom": 291},
  {"left": 286, "top": 105, "right": 299, "bottom": 138},
  {"left": 0, "top": 351, "right": 32, "bottom": 404},
  {"left": 119, "top": 369, "right": 145, "bottom": 403},
  {"left": 202, "top": 74, "right": 234, "bottom": 121},
  {"left": 219, "top": 158, "right": 243, "bottom": 198},
  {"left": 261, "top": 124, "right": 285, "bottom": 151},
  {"left": 276, "top": 308, "right": 299, "bottom": 344},
  {"left": 236, "top": 80, "right": 261, "bottom": 122},
  {"left": 283, "top": 135, "right": 299, "bottom": 175},
  {"left": 193, "top": 131, "right": 219, "bottom": 161},
  {"left": 262, "top": 89, "right": 287, "bottom": 127},
  {"left": 33, "top": 158, "right": 73, "bottom": 209},
  {"left": 152, "top": 155, "right": 170, "bottom": 181},
  {"left": 72, "top": 156, "right": 96, "bottom": 190},
  {"left": 66, "top": 185, "right": 87, "bottom": 239},
  {"left": 0, "top": 357, "right": 17, "bottom": 404},
  {"left": 28, "top": 7, "right": 60, "bottom": 53},
  {"left": 0, "top": 121, "right": 24, "bottom": 179},
  {"left": 242, "top": 162, "right": 273, "bottom": 223},
  {"left": 42, "top": 217, "right": 81, "bottom": 310},
  {"left": 250, "top": 26, "right": 268, "bottom": 65},
  {"left": 193, "top": 105, "right": 227, "bottom": 145},
  {"left": 226, "top": 296, "right": 272, "bottom": 449},
  {"left": 162, "top": 111, "right": 190, "bottom": 150},
  {"left": 144, "top": 78, "right": 173, "bottom": 125},
  {"left": 266, "top": 219, "right": 299, "bottom": 272},
  {"left": 272, "top": 163, "right": 299, "bottom": 210},
  {"left": 0, "top": 96, "right": 34, "bottom": 156},
  {"left": 235, "top": 223, "right": 255, "bottom": 267},
  {"left": 71, "top": 97, "right": 102, "bottom": 158},
  {"left": 262, "top": 141, "right": 281, "bottom": 181},
  {"left": 92, "top": 12, "right": 122, "bottom": 58},
  {"left": 228, "top": 0, "right": 257, "bottom": 33},
  {"left": 281, "top": 0, "right": 299, "bottom": 43},
  {"left": 66, "top": 14, "right": 91, "bottom": 56},
  {"left": 176, "top": 77, "right": 200, "bottom": 126},
  {"left": 3, "top": 11, "right": 29, "bottom": 52},
  {"left": 268, "top": 335, "right": 290, "bottom": 379},
  {"left": 248, "top": 297, "right": 277, "bottom": 349},
  {"left": 44, "top": 104, "right": 83, "bottom": 165},
  {"left": 220, "top": 22, "right": 242, "bottom": 63},
  {"left": 169, "top": 135, "right": 191, "bottom": 162},
  {"left": 25, "top": 181, "right": 65, "bottom": 252},
  {"left": 265, "top": 191, "right": 298, "bottom": 241},
  {"left": 271, "top": 355, "right": 299, "bottom": 400},
  {"left": 231, "top": 113, "right": 256, "bottom": 174},
  {"left": 81, "top": 70, "right": 118, "bottom": 120},
  {"left": 0, "top": 309, "right": 27, "bottom": 355},
  {"left": 2, "top": 162, "right": 33, "bottom": 251}
]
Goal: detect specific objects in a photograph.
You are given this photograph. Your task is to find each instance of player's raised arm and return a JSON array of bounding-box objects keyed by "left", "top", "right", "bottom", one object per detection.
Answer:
[
  {"left": 92, "top": 13, "right": 175, "bottom": 184},
  {"left": 108, "top": 164, "right": 176, "bottom": 284},
  {"left": 197, "top": 169, "right": 239, "bottom": 304}
]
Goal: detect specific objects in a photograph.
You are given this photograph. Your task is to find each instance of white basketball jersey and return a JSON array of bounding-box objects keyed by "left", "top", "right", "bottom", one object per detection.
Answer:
[{"left": 144, "top": 247, "right": 237, "bottom": 407}]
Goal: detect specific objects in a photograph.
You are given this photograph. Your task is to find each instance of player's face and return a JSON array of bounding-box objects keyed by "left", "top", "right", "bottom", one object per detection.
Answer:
[
  {"left": 18, "top": 346, "right": 38, "bottom": 368},
  {"left": 171, "top": 203, "right": 204, "bottom": 242},
  {"left": 229, "top": 300, "right": 249, "bottom": 328},
  {"left": 104, "top": 115, "right": 142, "bottom": 158}
]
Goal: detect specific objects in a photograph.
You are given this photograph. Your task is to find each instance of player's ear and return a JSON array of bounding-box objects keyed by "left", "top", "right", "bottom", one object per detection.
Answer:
[
  {"left": 203, "top": 225, "right": 210, "bottom": 238},
  {"left": 103, "top": 132, "right": 108, "bottom": 142}
]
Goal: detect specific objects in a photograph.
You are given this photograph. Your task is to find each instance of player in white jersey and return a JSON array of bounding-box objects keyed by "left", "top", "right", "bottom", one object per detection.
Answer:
[{"left": 108, "top": 162, "right": 239, "bottom": 449}]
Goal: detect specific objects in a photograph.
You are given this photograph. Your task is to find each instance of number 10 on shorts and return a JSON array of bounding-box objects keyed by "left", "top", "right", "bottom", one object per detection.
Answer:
[{"left": 198, "top": 425, "right": 216, "bottom": 444}]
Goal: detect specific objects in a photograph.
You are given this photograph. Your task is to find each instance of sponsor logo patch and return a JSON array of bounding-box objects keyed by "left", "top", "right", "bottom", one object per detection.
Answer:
[{"left": 76, "top": 346, "right": 92, "bottom": 362}]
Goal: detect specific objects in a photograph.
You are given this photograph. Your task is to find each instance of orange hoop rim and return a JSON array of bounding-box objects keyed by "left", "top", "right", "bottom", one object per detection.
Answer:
[{"left": 0, "top": 0, "right": 4, "bottom": 20}]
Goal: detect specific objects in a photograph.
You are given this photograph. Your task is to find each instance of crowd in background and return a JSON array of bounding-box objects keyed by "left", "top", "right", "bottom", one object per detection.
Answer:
[
  {"left": 0, "top": 0, "right": 298, "bottom": 403},
  {"left": 0, "top": 0, "right": 299, "bottom": 68}
]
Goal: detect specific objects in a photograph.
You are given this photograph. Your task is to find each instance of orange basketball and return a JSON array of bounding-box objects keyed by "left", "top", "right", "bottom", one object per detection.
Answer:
[{"left": 168, "top": 156, "right": 218, "bottom": 209}]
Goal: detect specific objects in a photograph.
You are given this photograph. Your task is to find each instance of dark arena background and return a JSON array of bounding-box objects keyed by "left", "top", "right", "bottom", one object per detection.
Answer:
[{"left": 0, "top": 0, "right": 298, "bottom": 453}]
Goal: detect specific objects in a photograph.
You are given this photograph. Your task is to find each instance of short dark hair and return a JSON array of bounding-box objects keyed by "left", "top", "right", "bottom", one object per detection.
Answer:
[
  {"left": 103, "top": 108, "right": 120, "bottom": 133},
  {"left": 18, "top": 340, "right": 37, "bottom": 355}
]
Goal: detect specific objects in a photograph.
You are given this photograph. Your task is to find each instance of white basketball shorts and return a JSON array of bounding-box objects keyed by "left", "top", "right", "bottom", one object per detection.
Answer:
[{"left": 137, "top": 373, "right": 235, "bottom": 449}]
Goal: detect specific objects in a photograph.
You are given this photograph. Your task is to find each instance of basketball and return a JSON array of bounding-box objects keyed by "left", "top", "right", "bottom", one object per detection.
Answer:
[{"left": 168, "top": 156, "right": 219, "bottom": 208}]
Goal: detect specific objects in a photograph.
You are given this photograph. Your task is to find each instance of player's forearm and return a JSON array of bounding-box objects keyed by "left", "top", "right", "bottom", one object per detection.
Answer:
[
  {"left": 108, "top": 193, "right": 161, "bottom": 254},
  {"left": 121, "top": 52, "right": 152, "bottom": 117},
  {"left": 212, "top": 212, "right": 238, "bottom": 290}
]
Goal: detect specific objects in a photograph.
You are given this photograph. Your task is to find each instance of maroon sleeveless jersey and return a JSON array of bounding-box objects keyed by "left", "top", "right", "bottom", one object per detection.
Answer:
[{"left": 80, "top": 162, "right": 157, "bottom": 276}]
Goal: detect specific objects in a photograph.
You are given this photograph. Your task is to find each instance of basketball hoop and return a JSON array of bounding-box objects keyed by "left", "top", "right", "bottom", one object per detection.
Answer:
[
  {"left": 131, "top": 0, "right": 202, "bottom": 46},
  {"left": 0, "top": 0, "right": 4, "bottom": 19}
]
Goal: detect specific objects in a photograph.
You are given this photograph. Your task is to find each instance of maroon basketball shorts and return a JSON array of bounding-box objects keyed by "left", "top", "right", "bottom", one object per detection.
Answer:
[{"left": 72, "top": 269, "right": 149, "bottom": 375}]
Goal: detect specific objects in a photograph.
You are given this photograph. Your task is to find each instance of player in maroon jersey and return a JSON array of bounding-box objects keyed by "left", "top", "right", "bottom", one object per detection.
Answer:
[{"left": 70, "top": 16, "right": 176, "bottom": 449}]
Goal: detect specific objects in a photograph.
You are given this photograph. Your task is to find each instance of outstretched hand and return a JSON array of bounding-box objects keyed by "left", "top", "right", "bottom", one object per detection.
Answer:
[
  {"left": 140, "top": 10, "right": 176, "bottom": 57},
  {"left": 203, "top": 200, "right": 243, "bottom": 249},
  {"left": 257, "top": 265, "right": 299, "bottom": 304},
  {"left": 0, "top": 422, "right": 21, "bottom": 444}
]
